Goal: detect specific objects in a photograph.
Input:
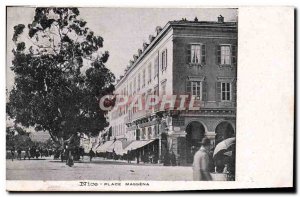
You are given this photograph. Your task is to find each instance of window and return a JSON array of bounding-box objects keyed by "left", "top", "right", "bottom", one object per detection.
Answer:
[
  {"left": 154, "top": 55, "right": 159, "bottom": 78},
  {"left": 147, "top": 89, "right": 152, "bottom": 108},
  {"left": 142, "top": 93, "right": 146, "bottom": 104},
  {"left": 161, "top": 49, "right": 167, "bottom": 71},
  {"left": 142, "top": 128, "right": 145, "bottom": 140},
  {"left": 133, "top": 77, "right": 136, "bottom": 94},
  {"left": 142, "top": 69, "right": 146, "bottom": 87},
  {"left": 136, "top": 129, "right": 140, "bottom": 140},
  {"left": 221, "top": 46, "right": 231, "bottom": 65},
  {"left": 221, "top": 82, "right": 231, "bottom": 101},
  {"left": 137, "top": 73, "right": 140, "bottom": 91},
  {"left": 187, "top": 44, "right": 206, "bottom": 65},
  {"left": 161, "top": 80, "right": 167, "bottom": 95},
  {"left": 191, "top": 45, "right": 201, "bottom": 63},
  {"left": 129, "top": 82, "right": 132, "bottom": 96},
  {"left": 186, "top": 81, "right": 202, "bottom": 100},
  {"left": 154, "top": 125, "right": 157, "bottom": 138},
  {"left": 148, "top": 63, "right": 152, "bottom": 83},
  {"left": 148, "top": 127, "right": 152, "bottom": 139},
  {"left": 217, "top": 45, "right": 233, "bottom": 65}
]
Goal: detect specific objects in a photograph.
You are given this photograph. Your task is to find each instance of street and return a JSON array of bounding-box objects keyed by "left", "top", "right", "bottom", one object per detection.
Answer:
[{"left": 6, "top": 157, "right": 193, "bottom": 181}]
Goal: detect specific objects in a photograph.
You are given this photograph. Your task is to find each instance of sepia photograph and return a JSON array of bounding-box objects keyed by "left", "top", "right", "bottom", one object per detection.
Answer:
[
  {"left": 6, "top": 7, "right": 237, "bottom": 182},
  {"left": 4, "top": 5, "right": 294, "bottom": 192}
]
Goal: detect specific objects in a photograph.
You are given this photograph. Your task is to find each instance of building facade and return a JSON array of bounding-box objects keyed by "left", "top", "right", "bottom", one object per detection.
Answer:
[{"left": 107, "top": 15, "right": 237, "bottom": 165}]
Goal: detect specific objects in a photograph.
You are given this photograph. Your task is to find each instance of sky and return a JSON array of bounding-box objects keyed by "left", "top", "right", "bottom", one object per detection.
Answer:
[{"left": 6, "top": 7, "right": 237, "bottom": 91}]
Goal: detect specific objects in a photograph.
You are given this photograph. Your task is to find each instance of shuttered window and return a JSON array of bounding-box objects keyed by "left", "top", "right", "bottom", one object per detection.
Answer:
[
  {"left": 186, "top": 81, "right": 204, "bottom": 100},
  {"left": 217, "top": 44, "right": 237, "bottom": 65},
  {"left": 161, "top": 49, "right": 167, "bottom": 71},
  {"left": 142, "top": 69, "right": 146, "bottom": 88},
  {"left": 148, "top": 63, "right": 152, "bottom": 83},
  {"left": 187, "top": 44, "right": 206, "bottom": 65},
  {"left": 191, "top": 45, "right": 201, "bottom": 63},
  {"left": 148, "top": 127, "right": 152, "bottom": 139},
  {"left": 221, "top": 82, "right": 231, "bottom": 101},
  {"left": 137, "top": 73, "right": 140, "bottom": 91},
  {"left": 154, "top": 55, "right": 159, "bottom": 78},
  {"left": 133, "top": 77, "right": 136, "bottom": 94},
  {"left": 221, "top": 46, "right": 231, "bottom": 65},
  {"left": 129, "top": 82, "right": 132, "bottom": 96},
  {"left": 231, "top": 45, "right": 237, "bottom": 65}
]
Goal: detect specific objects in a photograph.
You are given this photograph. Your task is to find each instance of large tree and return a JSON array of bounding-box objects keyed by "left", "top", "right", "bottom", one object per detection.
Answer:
[{"left": 7, "top": 8, "right": 115, "bottom": 148}]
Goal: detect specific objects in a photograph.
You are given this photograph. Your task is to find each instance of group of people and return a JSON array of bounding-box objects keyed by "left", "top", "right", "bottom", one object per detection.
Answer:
[
  {"left": 58, "top": 147, "right": 86, "bottom": 167},
  {"left": 192, "top": 137, "right": 236, "bottom": 181},
  {"left": 9, "top": 146, "right": 54, "bottom": 161}
]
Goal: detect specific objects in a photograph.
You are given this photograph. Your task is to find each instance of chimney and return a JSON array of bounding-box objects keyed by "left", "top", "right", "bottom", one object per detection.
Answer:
[
  {"left": 194, "top": 17, "right": 198, "bottom": 22},
  {"left": 218, "top": 15, "right": 224, "bottom": 23},
  {"left": 143, "top": 42, "right": 149, "bottom": 51},
  {"left": 133, "top": 55, "right": 138, "bottom": 61},
  {"left": 138, "top": 49, "right": 142, "bottom": 56},
  {"left": 155, "top": 26, "right": 162, "bottom": 35},
  {"left": 149, "top": 35, "right": 155, "bottom": 43}
]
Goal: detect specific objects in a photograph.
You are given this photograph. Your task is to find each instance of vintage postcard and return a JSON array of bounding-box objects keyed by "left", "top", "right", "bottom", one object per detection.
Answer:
[{"left": 5, "top": 6, "right": 294, "bottom": 191}]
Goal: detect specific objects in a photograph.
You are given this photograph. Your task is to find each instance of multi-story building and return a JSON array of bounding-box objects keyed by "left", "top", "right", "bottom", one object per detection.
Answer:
[{"left": 104, "top": 15, "right": 237, "bottom": 165}]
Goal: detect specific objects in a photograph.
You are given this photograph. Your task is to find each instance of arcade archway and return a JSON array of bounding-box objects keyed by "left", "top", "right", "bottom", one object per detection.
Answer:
[{"left": 185, "top": 121, "right": 205, "bottom": 163}]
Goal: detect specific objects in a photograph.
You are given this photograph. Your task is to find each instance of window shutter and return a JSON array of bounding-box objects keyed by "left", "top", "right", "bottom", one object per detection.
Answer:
[
  {"left": 160, "top": 52, "right": 163, "bottom": 71},
  {"left": 154, "top": 56, "right": 158, "bottom": 77},
  {"left": 231, "top": 45, "right": 237, "bottom": 65},
  {"left": 217, "top": 45, "right": 221, "bottom": 65},
  {"left": 216, "top": 82, "right": 221, "bottom": 102},
  {"left": 202, "top": 81, "right": 207, "bottom": 101},
  {"left": 201, "top": 44, "right": 206, "bottom": 65},
  {"left": 186, "top": 81, "right": 191, "bottom": 95},
  {"left": 165, "top": 49, "right": 168, "bottom": 69},
  {"left": 186, "top": 44, "right": 191, "bottom": 64},
  {"left": 232, "top": 80, "right": 237, "bottom": 103}
]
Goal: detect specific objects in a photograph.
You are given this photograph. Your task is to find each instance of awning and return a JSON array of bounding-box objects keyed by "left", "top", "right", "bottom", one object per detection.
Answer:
[
  {"left": 124, "top": 140, "right": 155, "bottom": 152},
  {"left": 96, "top": 141, "right": 115, "bottom": 153},
  {"left": 92, "top": 142, "right": 101, "bottom": 152},
  {"left": 106, "top": 139, "right": 132, "bottom": 155}
]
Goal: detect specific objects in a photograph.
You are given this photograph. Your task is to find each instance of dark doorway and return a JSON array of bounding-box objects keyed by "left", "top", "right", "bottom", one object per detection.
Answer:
[
  {"left": 185, "top": 121, "right": 205, "bottom": 163},
  {"left": 215, "top": 121, "right": 234, "bottom": 145}
]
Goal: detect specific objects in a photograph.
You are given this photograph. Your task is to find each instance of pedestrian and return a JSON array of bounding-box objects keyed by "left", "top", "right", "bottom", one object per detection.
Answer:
[
  {"left": 66, "top": 150, "right": 74, "bottom": 167},
  {"left": 61, "top": 149, "right": 66, "bottom": 162},
  {"left": 163, "top": 151, "right": 171, "bottom": 166},
  {"left": 10, "top": 146, "right": 15, "bottom": 161},
  {"left": 170, "top": 151, "right": 177, "bottom": 166},
  {"left": 89, "top": 148, "right": 95, "bottom": 162},
  {"left": 112, "top": 149, "right": 116, "bottom": 160},
  {"left": 24, "top": 148, "right": 31, "bottom": 160},
  {"left": 127, "top": 150, "right": 131, "bottom": 163},
  {"left": 17, "top": 148, "right": 22, "bottom": 160},
  {"left": 192, "top": 137, "right": 212, "bottom": 181}
]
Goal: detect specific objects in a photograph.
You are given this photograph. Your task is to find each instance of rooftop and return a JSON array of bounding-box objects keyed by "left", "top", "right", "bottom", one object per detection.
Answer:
[{"left": 115, "top": 16, "right": 237, "bottom": 88}]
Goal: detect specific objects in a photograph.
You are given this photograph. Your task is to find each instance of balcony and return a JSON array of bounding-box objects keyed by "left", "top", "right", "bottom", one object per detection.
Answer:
[{"left": 202, "top": 101, "right": 236, "bottom": 109}]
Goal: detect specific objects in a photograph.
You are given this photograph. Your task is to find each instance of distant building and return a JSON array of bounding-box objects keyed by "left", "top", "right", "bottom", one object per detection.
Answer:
[{"left": 104, "top": 16, "right": 237, "bottom": 165}]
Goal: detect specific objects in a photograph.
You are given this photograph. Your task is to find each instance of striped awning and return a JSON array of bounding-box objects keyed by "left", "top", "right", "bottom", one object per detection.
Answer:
[
  {"left": 106, "top": 140, "right": 132, "bottom": 155},
  {"left": 96, "top": 141, "right": 115, "bottom": 153},
  {"left": 124, "top": 140, "right": 155, "bottom": 152}
]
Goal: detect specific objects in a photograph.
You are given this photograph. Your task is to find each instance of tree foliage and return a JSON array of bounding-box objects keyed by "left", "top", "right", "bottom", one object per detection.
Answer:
[{"left": 7, "top": 8, "right": 115, "bottom": 147}]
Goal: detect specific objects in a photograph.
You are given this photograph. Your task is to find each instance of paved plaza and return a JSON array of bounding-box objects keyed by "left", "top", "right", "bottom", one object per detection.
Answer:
[{"left": 6, "top": 157, "right": 193, "bottom": 181}]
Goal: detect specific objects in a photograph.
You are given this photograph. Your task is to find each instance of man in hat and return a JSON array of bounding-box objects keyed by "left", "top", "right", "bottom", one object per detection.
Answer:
[{"left": 192, "top": 137, "right": 212, "bottom": 181}]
